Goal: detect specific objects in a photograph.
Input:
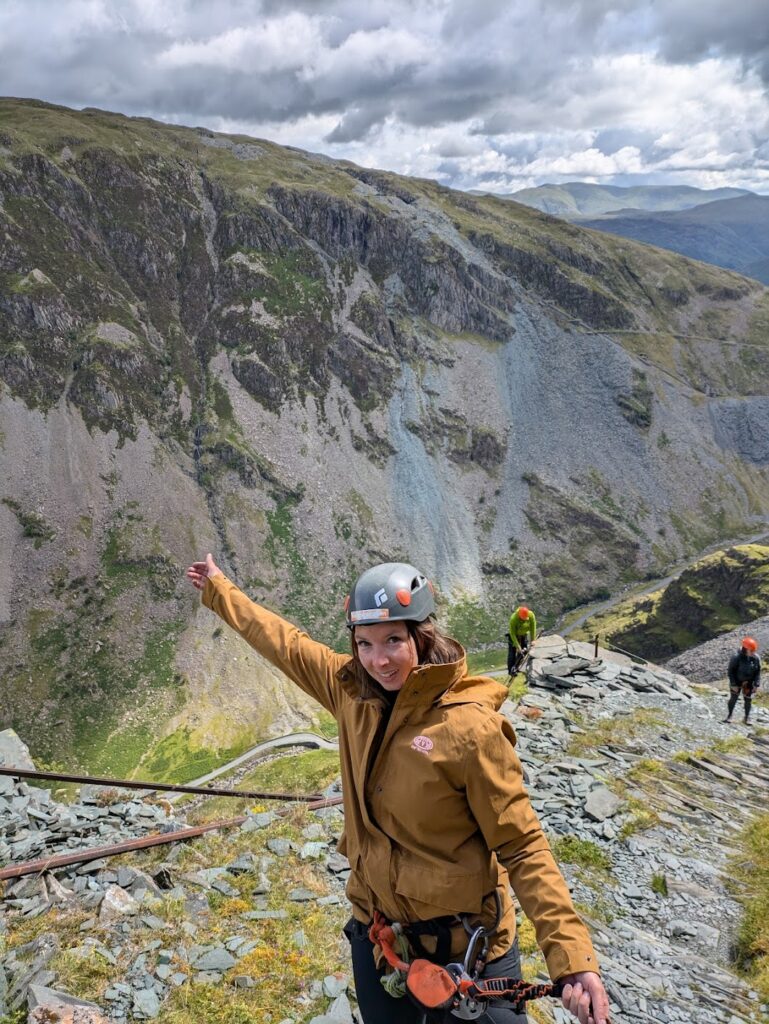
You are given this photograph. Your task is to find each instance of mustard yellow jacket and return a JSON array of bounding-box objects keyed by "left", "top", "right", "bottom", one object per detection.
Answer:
[{"left": 203, "top": 575, "right": 598, "bottom": 979}]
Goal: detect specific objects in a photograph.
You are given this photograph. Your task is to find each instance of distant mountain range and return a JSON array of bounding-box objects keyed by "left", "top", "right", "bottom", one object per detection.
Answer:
[
  {"left": 480, "top": 183, "right": 769, "bottom": 283},
  {"left": 579, "top": 195, "right": 769, "bottom": 284},
  {"left": 500, "top": 182, "right": 753, "bottom": 218}
]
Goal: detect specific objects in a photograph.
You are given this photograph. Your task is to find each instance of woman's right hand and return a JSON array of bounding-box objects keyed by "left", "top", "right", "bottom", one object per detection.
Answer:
[{"left": 186, "top": 553, "right": 223, "bottom": 591}]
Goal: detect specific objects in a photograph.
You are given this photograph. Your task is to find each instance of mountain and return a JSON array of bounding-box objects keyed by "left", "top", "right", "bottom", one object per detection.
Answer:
[
  {"left": 2, "top": 98, "right": 769, "bottom": 777},
  {"left": 572, "top": 544, "right": 769, "bottom": 660},
  {"left": 496, "top": 182, "right": 752, "bottom": 218},
  {"left": 579, "top": 194, "right": 769, "bottom": 284}
]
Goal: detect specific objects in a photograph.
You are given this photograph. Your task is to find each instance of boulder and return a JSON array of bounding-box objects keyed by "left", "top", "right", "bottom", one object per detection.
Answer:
[
  {"left": 0, "top": 730, "right": 36, "bottom": 770},
  {"left": 584, "top": 786, "right": 623, "bottom": 821}
]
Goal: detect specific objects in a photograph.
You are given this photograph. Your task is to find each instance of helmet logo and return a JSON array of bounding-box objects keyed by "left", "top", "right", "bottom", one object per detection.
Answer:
[
  {"left": 351, "top": 608, "right": 390, "bottom": 622},
  {"left": 374, "top": 588, "right": 388, "bottom": 607}
]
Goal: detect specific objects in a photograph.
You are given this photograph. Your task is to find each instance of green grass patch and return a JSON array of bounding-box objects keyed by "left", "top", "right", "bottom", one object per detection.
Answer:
[
  {"left": 626, "top": 757, "right": 669, "bottom": 783},
  {"left": 728, "top": 813, "right": 769, "bottom": 1001},
  {"left": 138, "top": 726, "right": 251, "bottom": 784},
  {"left": 508, "top": 673, "right": 529, "bottom": 702},
  {"left": 573, "top": 896, "right": 616, "bottom": 925},
  {"left": 466, "top": 647, "right": 508, "bottom": 674},
  {"left": 651, "top": 873, "right": 668, "bottom": 896},
  {"left": 185, "top": 749, "right": 341, "bottom": 823},
  {"left": 618, "top": 796, "right": 661, "bottom": 839},
  {"left": 551, "top": 835, "right": 612, "bottom": 872},
  {"left": 241, "top": 749, "right": 340, "bottom": 796},
  {"left": 445, "top": 595, "right": 502, "bottom": 648},
  {"left": 711, "top": 735, "right": 752, "bottom": 755},
  {"left": 314, "top": 709, "right": 339, "bottom": 740}
]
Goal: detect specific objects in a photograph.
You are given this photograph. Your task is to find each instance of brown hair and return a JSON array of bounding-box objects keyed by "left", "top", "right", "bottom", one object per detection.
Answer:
[{"left": 349, "top": 618, "right": 459, "bottom": 702}]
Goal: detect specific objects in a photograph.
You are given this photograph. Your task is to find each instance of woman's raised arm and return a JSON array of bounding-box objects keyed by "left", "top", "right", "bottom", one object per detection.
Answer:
[{"left": 186, "top": 554, "right": 349, "bottom": 716}]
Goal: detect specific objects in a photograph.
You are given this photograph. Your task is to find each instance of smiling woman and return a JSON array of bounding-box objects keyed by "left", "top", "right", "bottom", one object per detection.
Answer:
[{"left": 186, "top": 554, "right": 610, "bottom": 1024}]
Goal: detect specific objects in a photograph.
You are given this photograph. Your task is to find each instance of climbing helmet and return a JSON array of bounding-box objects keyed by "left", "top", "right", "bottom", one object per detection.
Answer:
[{"left": 345, "top": 562, "right": 435, "bottom": 628}]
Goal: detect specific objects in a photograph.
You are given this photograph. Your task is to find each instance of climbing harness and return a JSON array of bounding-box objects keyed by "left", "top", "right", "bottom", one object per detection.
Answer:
[{"left": 369, "top": 896, "right": 564, "bottom": 1019}]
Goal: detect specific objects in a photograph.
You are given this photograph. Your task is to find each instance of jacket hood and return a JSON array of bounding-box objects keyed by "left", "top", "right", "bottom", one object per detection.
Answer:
[
  {"left": 439, "top": 671, "right": 509, "bottom": 711},
  {"left": 411, "top": 637, "right": 509, "bottom": 711}
]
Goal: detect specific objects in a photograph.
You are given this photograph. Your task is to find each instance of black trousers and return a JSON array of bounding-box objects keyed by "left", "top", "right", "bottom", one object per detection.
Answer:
[
  {"left": 344, "top": 918, "right": 528, "bottom": 1023},
  {"left": 728, "top": 683, "right": 755, "bottom": 720},
  {"left": 507, "top": 635, "right": 529, "bottom": 676}
]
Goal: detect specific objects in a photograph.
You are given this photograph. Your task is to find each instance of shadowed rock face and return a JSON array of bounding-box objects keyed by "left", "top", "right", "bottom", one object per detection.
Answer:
[
  {"left": 2, "top": 98, "right": 769, "bottom": 773},
  {"left": 710, "top": 399, "right": 769, "bottom": 464}
]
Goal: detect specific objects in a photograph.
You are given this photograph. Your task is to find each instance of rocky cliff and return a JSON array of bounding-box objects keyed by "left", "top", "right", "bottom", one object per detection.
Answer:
[
  {"left": 573, "top": 544, "right": 769, "bottom": 660},
  {"left": 2, "top": 98, "right": 769, "bottom": 775}
]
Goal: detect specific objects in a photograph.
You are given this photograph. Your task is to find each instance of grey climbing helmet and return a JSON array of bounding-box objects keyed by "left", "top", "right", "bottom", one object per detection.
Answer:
[{"left": 345, "top": 562, "right": 436, "bottom": 628}]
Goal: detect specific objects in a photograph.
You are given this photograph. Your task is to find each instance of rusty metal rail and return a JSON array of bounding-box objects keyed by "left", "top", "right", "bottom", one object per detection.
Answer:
[
  {"left": 0, "top": 766, "right": 322, "bottom": 803},
  {"left": 0, "top": 794, "right": 344, "bottom": 881}
]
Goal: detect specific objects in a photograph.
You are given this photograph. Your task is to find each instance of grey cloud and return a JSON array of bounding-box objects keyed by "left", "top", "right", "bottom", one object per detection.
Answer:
[
  {"left": 0, "top": 0, "right": 767, "bottom": 193},
  {"left": 325, "top": 104, "right": 387, "bottom": 143}
]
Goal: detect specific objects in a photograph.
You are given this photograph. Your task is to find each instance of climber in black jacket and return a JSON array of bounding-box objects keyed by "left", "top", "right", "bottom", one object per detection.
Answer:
[{"left": 724, "top": 637, "right": 761, "bottom": 725}]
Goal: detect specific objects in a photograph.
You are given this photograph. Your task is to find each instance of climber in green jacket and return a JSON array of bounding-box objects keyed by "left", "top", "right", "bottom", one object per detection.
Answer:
[{"left": 507, "top": 605, "right": 537, "bottom": 675}]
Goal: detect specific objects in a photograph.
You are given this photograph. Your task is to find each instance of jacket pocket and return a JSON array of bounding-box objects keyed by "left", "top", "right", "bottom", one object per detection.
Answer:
[{"left": 394, "top": 860, "right": 489, "bottom": 917}]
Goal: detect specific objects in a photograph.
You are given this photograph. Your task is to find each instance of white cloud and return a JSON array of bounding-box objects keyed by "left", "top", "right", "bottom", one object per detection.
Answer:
[
  {"left": 156, "top": 15, "right": 323, "bottom": 73},
  {"left": 0, "top": 0, "right": 767, "bottom": 193}
]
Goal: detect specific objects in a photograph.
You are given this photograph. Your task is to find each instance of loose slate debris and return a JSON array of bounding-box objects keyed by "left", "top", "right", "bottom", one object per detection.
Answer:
[
  {"left": 529, "top": 636, "right": 695, "bottom": 700},
  {"left": 0, "top": 735, "right": 175, "bottom": 873},
  {"left": 2, "top": 665, "right": 768, "bottom": 1024}
]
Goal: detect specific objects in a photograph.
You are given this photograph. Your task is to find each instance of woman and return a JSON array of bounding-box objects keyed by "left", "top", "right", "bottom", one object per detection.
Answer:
[{"left": 187, "top": 556, "right": 610, "bottom": 1024}]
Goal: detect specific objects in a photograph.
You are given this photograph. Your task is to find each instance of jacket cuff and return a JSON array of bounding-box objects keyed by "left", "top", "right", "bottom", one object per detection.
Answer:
[
  {"left": 546, "top": 944, "right": 601, "bottom": 980},
  {"left": 202, "top": 572, "right": 229, "bottom": 610}
]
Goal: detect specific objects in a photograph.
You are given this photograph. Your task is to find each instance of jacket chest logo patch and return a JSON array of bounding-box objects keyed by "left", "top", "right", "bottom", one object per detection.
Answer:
[{"left": 411, "top": 735, "right": 434, "bottom": 755}]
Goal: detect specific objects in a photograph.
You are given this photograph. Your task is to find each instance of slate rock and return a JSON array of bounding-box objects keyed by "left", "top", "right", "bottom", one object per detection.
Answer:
[
  {"left": 27, "top": 985, "right": 102, "bottom": 1012},
  {"left": 99, "top": 886, "right": 140, "bottom": 921},
  {"left": 584, "top": 786, "right": 623, "bottom": 822},
  {"left": 132, "top": 988, "right": 161, "bottom": 1018},
  {"left": 0, "top": 730, "right": 36, "bottom": 770},
  {"left": 192, "top": 948, "right": 237, "bottom": 972}
]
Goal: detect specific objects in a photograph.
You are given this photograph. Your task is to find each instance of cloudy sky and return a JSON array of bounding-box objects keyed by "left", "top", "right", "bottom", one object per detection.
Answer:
[{"left": 2, "top": 0, "right": 769, "bottom": 193}]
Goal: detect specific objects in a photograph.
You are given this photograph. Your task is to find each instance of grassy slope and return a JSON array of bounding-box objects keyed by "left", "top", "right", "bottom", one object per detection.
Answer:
[{"left": 572, "top": 544, "right": 769, "bottom": 660}]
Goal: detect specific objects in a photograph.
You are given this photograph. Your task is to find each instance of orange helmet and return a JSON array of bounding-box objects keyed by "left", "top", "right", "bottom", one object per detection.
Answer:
[
  {"left": 518, "top": 606, "right": 530, "bottom": 619},
  {"left": 741, "top": 636, "right": 758, "bottom": 652}
]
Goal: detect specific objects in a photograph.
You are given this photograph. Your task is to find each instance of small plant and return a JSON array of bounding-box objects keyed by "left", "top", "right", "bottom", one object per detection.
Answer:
[
  {"left": 574, "top": 897, "right": 616, "bottom": 925},
  {"left": 627, "top": 757, "right": 667, "bottom": 782},
  {"left": 516, "top": 916, "right": 539, "bottom": 956},
  {"left": 551, "top": 835, "right": 612, "bottom": 872},
  {"left": 712, "top": 735, "right": 751, "bottom": 755},
  {"left": 1, "top": 497, "right": 56, "bottom": 547},
  {"left": 650, "top": 873, "right": 668, "bottom": 896},
  {"left": 728, "top": 813, "right": 769, "bottom": 1001},
  {"left": 619, "top": 797, "right": 660, "bottom": 839}
]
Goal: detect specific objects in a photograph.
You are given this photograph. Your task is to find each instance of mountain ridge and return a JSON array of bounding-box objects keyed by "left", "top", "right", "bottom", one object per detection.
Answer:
[
  {"left": 579, "top": 194, "right": 769, "bottom": 284},
  {"left": 491, "top": 181, "right": 756, "bottom": 218},
  {"left": 2, "top": 97, "right": 769, "bottom": 777}
]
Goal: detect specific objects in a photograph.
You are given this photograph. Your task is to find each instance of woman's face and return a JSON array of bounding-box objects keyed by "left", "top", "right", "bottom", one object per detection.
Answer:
[{"left": 354, "top": 620, "right": 418, "bottom": 692}]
